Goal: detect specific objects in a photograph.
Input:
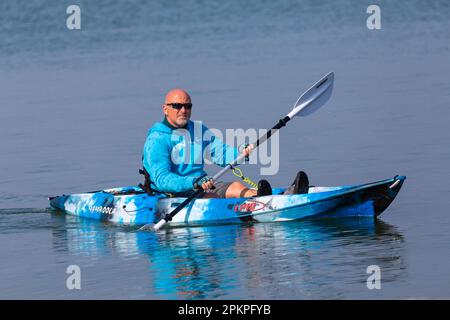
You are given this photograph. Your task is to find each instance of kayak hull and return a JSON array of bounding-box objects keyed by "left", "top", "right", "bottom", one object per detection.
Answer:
[{"left": 49, "top": 175, "right": 406, "bottom": 227}]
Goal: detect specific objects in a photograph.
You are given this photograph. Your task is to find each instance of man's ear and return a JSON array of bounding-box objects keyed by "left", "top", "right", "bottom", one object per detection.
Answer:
[{"left": 162, "top": 104, "right": 168, "bottom": 115}]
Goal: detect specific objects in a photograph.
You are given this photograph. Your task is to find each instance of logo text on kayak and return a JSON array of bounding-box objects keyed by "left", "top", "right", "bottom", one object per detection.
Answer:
[
  {"left": 90, "top": 205, "right": 115, "bottom": 217},
  {"left": 233, "top": 200, "right": 267, "bottom": 213}
]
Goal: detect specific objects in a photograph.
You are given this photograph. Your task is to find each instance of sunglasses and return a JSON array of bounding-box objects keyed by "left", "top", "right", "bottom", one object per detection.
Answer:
[{"left": 166, "top": 103, "right": 192, "bottom": 110}]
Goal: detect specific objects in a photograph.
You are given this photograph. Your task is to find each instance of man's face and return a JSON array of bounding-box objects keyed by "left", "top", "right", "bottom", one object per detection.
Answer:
[{"left": 163, "top": 95, "right": 192, "bottom": 128}]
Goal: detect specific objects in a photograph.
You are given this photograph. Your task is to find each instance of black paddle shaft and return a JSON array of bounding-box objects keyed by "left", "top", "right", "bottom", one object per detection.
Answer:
[
  {"left": 256, "top": 116, "right": 291, "bottom": 147},
  {"left": 163, "top": 189, "right": 205, "bottom": 222}
]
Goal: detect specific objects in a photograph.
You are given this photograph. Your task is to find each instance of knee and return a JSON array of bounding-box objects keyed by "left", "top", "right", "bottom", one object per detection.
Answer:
[{"left": 226, "top": 181, "right": 249, "bottom": 198}]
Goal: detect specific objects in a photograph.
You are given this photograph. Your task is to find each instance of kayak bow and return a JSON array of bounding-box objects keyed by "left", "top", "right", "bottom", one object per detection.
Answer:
[{"left": 49, "top": 175, "right": 406, "bottom": 227}]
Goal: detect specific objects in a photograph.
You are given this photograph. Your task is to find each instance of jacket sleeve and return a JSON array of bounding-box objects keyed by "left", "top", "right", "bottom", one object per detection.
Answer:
[
  {"left": 143, "top": 132, "right": 196, "bottom": 193},
  {"left": 206, "top": 130, "right": 240, "bottom": 167}
]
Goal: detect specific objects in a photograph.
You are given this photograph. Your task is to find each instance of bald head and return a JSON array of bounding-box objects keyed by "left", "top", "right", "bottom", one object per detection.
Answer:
[
  {"left": 165, "top": 89, "right": 191, "bottom": 105},
  {"left": 162, "top": 89, "right": 192, "bottom": 128}
]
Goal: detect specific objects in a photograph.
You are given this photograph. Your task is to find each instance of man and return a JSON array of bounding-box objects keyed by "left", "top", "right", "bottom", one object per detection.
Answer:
[
  {"left": 142, "top": 89, "right": 308, "bottom": 198},
  {"left": 142, "top": 89, "right": 272, "bottom": 198}
]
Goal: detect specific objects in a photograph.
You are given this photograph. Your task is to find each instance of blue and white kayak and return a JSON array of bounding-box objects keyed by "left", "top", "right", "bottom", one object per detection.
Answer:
[{"left": 48, "top": 175, "right": 406, "bottom": 227}]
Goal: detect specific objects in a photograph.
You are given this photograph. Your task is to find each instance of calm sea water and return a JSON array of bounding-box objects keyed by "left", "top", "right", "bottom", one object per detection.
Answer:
[{"left": 1, "top": 0, "right": 450, "bottom": 299}]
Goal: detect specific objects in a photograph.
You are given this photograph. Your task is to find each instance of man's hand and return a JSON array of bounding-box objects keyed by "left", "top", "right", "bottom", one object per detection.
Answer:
[
  {"left": 193, "top": 175, "right": 216, "bottom": 192},
  {"left": 239, "top": 143, "right": 254, "bottom": 161},
  {"left": 242, "top": 143, "right": 254, "bottom": 157}
]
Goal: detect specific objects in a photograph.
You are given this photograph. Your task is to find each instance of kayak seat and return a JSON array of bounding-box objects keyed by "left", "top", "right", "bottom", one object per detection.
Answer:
[{"left": 138, "top": 167, "right": 175, "bottom": 197}]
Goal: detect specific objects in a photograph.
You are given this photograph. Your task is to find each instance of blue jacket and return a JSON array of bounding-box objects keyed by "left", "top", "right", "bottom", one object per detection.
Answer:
[{"left": 143, "top": 119, "right": 239, "bottom": 193}]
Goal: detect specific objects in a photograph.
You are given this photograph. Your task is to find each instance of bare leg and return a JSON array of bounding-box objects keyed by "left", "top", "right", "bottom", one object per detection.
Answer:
[
  {"left": 225, "top": 181, "right": 257, "bottom": 198},
  {"left": 202, "top": 181, "right": 257, "bottom": 199}
]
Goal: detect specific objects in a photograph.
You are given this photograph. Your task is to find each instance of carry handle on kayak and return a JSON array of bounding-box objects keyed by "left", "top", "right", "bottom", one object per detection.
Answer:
[{"left": 142, "top": 72, "right": 335, "bottom": 232}]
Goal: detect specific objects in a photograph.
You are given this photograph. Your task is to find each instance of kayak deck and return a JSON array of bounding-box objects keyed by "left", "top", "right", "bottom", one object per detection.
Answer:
[{"left": 49, "top": 175, "right": 406, "bottom": 227}]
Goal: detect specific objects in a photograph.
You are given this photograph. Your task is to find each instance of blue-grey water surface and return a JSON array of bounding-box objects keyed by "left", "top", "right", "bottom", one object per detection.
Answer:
[{"left": 1, "top": 0, "right": 450, "bottom": 299}]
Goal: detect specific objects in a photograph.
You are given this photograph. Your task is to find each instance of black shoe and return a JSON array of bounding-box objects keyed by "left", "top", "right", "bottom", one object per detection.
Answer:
[
  {"left": 257, "top": 179, "right": 272, "bottom": 196},
  {"left": 292, "top": 171, "right": 309, "bottom": 194}
]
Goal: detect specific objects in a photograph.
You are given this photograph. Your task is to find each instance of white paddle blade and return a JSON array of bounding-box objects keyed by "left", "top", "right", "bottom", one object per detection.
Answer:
[
  {"left": 139, "top": 220, "right": 166, "bottom": 231},
  {"left": 288, "top": 72, "right": 334, "bottom": 118}
]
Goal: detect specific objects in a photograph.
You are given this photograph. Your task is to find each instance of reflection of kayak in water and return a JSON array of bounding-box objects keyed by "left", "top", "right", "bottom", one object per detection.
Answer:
[
  {"left": 48, "top": 175, "right": 405, "bottom": 227},
  {"left": 50, "top": 215, "right": 404, "bottom": 299}
]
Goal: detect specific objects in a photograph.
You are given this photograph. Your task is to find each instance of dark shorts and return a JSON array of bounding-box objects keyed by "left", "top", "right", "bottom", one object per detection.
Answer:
[
  {"left": 209, "top": 181, "right": 232, "bottom": 198},
  {"left": 172, "top": 181, "right": 232, "bottom": 199}
]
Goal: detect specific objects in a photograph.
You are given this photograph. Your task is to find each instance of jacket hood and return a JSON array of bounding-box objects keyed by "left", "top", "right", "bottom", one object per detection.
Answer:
[{"left": 149, "top": 120, "right": 193, "bottom": 135}]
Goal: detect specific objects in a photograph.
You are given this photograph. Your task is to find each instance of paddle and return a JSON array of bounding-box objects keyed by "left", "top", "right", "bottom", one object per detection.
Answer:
[{"left": 140, "top": 72, "right": 334, "bottom": 231}]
